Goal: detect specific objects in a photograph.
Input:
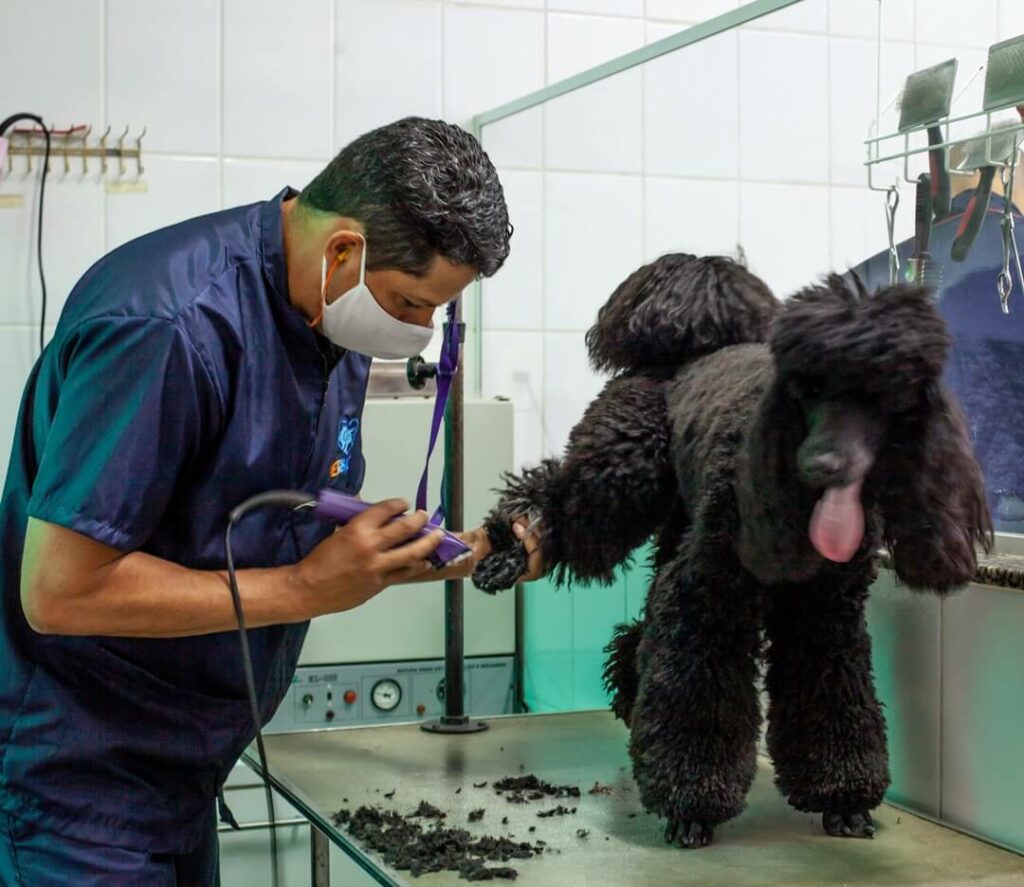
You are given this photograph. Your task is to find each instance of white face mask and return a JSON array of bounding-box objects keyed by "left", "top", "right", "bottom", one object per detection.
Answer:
[{"left": 315, "top": 235, "right": 434, "bottom": 360}]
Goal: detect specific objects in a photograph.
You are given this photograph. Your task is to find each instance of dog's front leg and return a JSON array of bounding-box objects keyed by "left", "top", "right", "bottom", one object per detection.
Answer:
[
  {"left": 764, "top": 560, "right": 890, "bottom": 838},
  {"left": 629, "top": 540, "right": 763, "bottom": 848}
]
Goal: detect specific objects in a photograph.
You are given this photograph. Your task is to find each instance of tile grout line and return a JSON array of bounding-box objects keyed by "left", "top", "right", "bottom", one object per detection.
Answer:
[
  {"left": 100, "top": 0, "right": 109, "bottom": 256},
  {"left": 736, "top": 27, "right": 743, "bottom": 255},
  {"left": 826, "top": 0, "right": 834, "bottom": 269},
  {"left": 329, "top": 0, "right": 337, "bottom": 158},
  {"left": 217, "top": 0, "right": 225, "bottom": 208}
]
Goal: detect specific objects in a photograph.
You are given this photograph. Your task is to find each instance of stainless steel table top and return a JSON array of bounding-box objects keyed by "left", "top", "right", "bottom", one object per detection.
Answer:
[{"left": 248, "top": 710, "right": 1024, "bottom": 886}]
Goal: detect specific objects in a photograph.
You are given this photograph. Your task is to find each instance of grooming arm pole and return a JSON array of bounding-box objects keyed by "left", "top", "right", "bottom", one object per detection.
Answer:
[{"left": 422, "top": 299, "right": 488, "bottom": 734}]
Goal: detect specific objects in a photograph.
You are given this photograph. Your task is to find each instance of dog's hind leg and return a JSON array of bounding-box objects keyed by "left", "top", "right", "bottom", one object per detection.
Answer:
[
  {"left": 764, "top": 560, "right": 890, "bottom": 838},
  {"left": 629, "top": 539, "right": 763, "bottom": 849}
]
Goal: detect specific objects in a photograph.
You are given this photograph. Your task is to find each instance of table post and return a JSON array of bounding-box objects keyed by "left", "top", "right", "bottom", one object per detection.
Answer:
[{"left": 311, "top": 824, "right": 330, "bottom": 887}]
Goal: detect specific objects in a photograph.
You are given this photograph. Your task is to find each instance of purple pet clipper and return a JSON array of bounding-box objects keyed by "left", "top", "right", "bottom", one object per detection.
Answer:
[{"left": 315, "top": 488, "right": 472, "bottom": 569}]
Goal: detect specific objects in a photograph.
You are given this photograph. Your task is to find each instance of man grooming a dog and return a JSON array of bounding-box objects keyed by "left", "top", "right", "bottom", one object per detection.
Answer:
[{"left": 0, "top": 117, "right": 510, "bottom": 886}]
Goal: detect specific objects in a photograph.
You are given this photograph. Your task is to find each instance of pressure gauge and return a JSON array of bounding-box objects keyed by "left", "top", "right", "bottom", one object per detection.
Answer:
[{"left": 370, "top": 679, "right": 402, "bottom": 712}]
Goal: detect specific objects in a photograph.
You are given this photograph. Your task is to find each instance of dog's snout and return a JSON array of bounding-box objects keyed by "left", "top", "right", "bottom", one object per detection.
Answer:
[{"left": 799, "top": 450, "right": 848, "bottom": 486}]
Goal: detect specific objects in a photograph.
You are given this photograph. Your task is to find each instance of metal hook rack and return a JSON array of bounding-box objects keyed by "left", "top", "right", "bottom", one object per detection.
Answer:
[
  {"left": 4, "top": 123, "right": 146, "bottom": 179},
  {"left": 865, "top": 29, "right": 1024, "bottom": 191},
  {"left": 865, "top": 105, "right": 1023, "bottom": 190}
]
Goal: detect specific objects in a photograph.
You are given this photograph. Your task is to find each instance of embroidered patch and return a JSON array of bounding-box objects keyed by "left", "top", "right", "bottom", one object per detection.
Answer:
[{"left": 334, "top": 417, "right": 360, "bottom": 477}]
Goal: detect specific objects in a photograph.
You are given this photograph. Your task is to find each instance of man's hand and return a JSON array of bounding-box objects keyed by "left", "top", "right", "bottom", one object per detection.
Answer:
[
  {"left": 294, "top": 499, "right": 444, "bottom": 615},
  {"left": 402, "top": 525, "right": 491, "bottom": 583},
  {"left": 512, "top": 516, "right": 545, "bottom": 583}
]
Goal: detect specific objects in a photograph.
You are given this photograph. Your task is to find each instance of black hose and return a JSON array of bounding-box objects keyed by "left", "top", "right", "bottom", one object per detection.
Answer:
[
  {"left": 224, "top": 490, "right": 315, "bottom": 887},
  {"left": 0, "top": 112, "right": 50, "bottom": 354}
]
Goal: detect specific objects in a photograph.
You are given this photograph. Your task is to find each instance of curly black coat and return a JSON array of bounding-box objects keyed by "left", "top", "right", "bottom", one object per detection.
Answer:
[{"left": 474, "top": 254, "right": 993, "bottom": 848}]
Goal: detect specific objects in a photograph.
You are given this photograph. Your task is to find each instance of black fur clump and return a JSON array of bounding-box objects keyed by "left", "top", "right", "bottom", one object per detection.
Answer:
[
  {"left": 493, "top": 775, "right": 580, "bottom": 804},
  {"left": 332, "top": 803, "right": 544, "bottom": 880},
  {"left": 475, "top": 262, "right": 993, "bottom": 849},
  {"left": 586, "top": 254, "right": 779, "bottom": 374}
]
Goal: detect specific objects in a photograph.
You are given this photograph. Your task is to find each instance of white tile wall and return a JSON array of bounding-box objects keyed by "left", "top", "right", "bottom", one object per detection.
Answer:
[
  {"left": 1000, "top": 0, "right": 1024, "bottom": 38},
  {"left": 479, "top": 107, "right": 544, "bottom": 170},
  {"left": 644, "top": 177, "right": 740, "bottom": 261},
  {"left": 739, "top": 30, "right": 830, "bottom": 185},
  {"left": 644, "top": 26, "right": 739, "bottom": 179},
  {"left": 0, "top": 177, "right": 104, "bottom": 328},
  {"left": 450, "top": 0, "right": 544, "bottom": 9},
  {"left": 743, "top": 0, "right": 828, "bottom": 34},
  {"left": 106, "top": 157, "right": 221, "bottom": 251},
  {"left": 480, "top": 170, "right": 544, "bottom": 330},
  {"left": 916, "top": 0, "right": 998, "bottom": 49},
  {"left": 542, "top": 172, "right": 644, "bottom": 331},
  {"left": 546, "top": 13, "right": 645, "bottom": 83},
  {"left": 0, "top": 326, "right": 47, "bottom": 472},
  {"left": 222, "top": 0, "right": 333, "bottom": 160},
  {"left": 106, "top": 0, "right": 219, "bottom": 156},
  {"left": 480, "top": 330, "right": 545, "bottom": 469},
  {"left": 829, "top": 0, "right": 914, "bottom": 41},
  {"left": 549, "top": 0, "right": 644, "bottom": 17},
  {"left": 545, "top": 72, "right": 644, "bottom": 174},
  {"left": 222, "top": 159, "right": 323, "bottom": 208},
  {"left": 0, "top": 189, "right": 37, "bottom": 330},
  {"left": 542, "top": 331, "right": 606, "bottom": 456},
  {"left": 740, "top": 181, "right": 832, "bottom": 298},
  {"left": 443, "top": 6, "right": 546, "bottom": 127},
  {"left": 645, "top": 0, "right": 737, "bottom": 24},
  {"left": 334, "top": 0, "right": 443, "bottom": 149},
  {"left": 830, "top": 38, "right": 916, "bottom": 186},
  {"left": 0, "top": 0, "right": 103, "bottom": 129},
  {"left": 830, "top": 184, "right": 914, "bottom": 272}
]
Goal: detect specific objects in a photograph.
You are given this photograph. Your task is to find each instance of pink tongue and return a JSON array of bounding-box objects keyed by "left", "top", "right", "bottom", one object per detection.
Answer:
[{"left": 809, "top": 481, "right": 864, "bottom": 562}]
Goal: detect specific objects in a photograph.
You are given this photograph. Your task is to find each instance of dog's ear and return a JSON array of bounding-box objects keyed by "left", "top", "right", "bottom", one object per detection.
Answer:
[{"left": 875, "top": 381, "right": 993, "bottom": 592}]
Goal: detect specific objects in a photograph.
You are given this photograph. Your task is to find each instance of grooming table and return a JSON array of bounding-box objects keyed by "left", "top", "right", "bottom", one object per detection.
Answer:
[{"left": 244, "top": 711, "right": 1024, "bottom": 886}]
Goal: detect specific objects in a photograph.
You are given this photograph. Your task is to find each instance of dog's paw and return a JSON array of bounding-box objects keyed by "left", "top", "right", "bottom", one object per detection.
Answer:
[
  {"left": 665, "top": 818, "right": 714, "bottom": 849},
  {"left": 823, "top": 809, "right": 875, "bottom": 839},
  {"left": 471, "top": 547, "right": 528, "bottom": 593}
]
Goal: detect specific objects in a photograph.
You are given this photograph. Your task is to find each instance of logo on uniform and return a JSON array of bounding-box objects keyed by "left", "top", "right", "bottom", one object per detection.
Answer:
[{"left": 332, "top": 417, "right": 360, "bottom": 479}]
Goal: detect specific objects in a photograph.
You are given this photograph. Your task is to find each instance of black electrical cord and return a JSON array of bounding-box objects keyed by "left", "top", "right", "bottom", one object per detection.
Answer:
[
  {"left": 0, "top": 113, "right": 50, "bottom": 354},
  {"left": 224, "top": 489, "right": 316, "bottom": 887}
]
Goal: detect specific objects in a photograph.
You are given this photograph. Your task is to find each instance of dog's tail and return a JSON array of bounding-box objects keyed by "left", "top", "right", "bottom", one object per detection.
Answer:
[
  {"left": 586, "top": 253, "right": 779, "bottom": 374},
  {"left": 603, "top": 619, "right": 645, "bottom": 724}
]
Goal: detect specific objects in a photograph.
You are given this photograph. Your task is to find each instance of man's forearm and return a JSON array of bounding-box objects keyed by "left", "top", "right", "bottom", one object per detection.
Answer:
[
  {"left": 22, "top": 519, "right": 318, "bottom": 638},
  {"left": 66, "top": 551, "right": 315, "bottom": 637}
]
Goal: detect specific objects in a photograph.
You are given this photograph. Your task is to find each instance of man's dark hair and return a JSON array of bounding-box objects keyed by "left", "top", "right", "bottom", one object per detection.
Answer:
[{"left": 299, "top": 117, "right": 512, "bottom": 277}]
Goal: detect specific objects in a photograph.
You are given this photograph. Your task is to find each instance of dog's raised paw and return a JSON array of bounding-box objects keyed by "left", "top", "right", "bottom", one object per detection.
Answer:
[
  {"left": 472, "top": 547, "right": 528, "bottom": 593},
  {"left": 665, "top": 818, "right": 714, "bottom": 849},
  {"left": 823, "top": 810, "right": 875, "bottom": 839}
]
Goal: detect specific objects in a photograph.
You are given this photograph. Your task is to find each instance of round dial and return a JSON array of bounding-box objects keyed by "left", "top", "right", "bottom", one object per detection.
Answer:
[{"left": 370, "top": 679, "right": 402, "bottom": 712}]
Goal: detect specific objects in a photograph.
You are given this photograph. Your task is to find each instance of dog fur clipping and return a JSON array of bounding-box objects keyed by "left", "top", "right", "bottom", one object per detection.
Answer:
[{"left": 473, "top": 254, "right": 993, "bottom": 849}]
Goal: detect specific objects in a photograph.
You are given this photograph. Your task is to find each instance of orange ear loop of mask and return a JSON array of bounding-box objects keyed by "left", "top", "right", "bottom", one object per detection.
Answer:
[{"left": 308, "top": 246, "right": 350, "bottom": 329}]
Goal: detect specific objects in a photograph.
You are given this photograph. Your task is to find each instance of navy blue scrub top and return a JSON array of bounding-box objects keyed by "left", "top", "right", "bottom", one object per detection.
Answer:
[
  {"left": 854, "top": 191, "right": 1024, "bottom": 532},
  {"left": 0, "top": 189, "right": 372, "bottom": 853}
]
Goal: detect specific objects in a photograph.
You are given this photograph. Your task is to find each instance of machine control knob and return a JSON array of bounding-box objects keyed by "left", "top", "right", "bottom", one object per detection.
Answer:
[
  {"left": 416, "top": 704, "right": 426, "bottom": 716},
  {"left": 325, "top": 709, "right": 336, "bottom": 722},
  {"left": 343, "top": 690, "right": 358, "bottom": 705},
  {"left": 301, "top": 693, "right": 314, "bottom": 708}
]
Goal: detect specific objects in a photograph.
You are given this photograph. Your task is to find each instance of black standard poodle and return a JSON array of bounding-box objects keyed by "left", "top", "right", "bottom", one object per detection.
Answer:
[{"left": 473, "top": 254, "right": 993, "bottom": 849}]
